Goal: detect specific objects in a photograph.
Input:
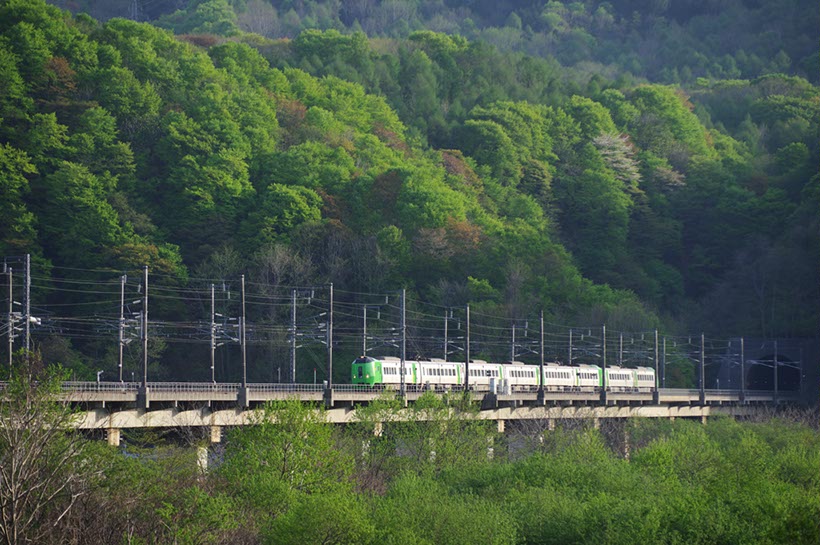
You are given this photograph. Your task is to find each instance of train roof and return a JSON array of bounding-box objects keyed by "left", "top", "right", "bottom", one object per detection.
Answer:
[{"left": 604, "top": 366, "right": 655, "bottom": 372}]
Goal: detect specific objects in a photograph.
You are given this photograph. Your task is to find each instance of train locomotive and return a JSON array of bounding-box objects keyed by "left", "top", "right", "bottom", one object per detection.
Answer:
[{"left": 352, "top": 356, "right": 655, "bottom": 393}]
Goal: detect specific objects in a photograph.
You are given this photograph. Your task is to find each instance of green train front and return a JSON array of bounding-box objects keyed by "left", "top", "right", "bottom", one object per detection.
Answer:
[
  {"left": 352, "top": 356, "right": 418, "bottom": 386},
  {"left": 352, "top": 356, "right": 382, "bottom": 386}
]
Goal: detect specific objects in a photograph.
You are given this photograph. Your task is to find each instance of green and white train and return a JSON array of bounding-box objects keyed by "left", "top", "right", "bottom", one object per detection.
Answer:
[{"left": 352, "top": 356, "right": 656, "bottom": 392}]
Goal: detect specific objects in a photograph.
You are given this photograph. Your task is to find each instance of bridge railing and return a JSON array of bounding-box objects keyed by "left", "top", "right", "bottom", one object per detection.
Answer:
[
  {"left": 149, "top": 382, "right": 240, "bottom": 393},
  {"left": 703, "top": 389, "right": 739, "bottom": 396},
  {"left": 248, "top": 383, "right": 323, "bottom": 393},
  {"left": 62, "top": 381, "right": 140, "bottom": 393},
  {"left": 659, "top": 388, "right": 701, "bottom": 396},
  {"left": 0, "top": 381, "right": 800, "bottom": 404}
]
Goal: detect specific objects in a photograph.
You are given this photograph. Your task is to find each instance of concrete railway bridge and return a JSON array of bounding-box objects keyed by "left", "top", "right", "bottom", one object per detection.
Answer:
[{"left": 43, "top": 381, "right": 803, "bottom": 446}]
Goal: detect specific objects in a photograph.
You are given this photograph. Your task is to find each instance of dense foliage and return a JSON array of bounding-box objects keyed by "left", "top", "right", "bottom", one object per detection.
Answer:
[
  {"left": 54, "top": 0, "right": 819, "bottom": 85},
  {"left": 0, "top": 0, "right": 817, "bottom": 381}
]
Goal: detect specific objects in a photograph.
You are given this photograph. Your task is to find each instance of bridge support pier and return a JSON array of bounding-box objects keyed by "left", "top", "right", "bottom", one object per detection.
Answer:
[
  {"left": 592, "top": 418, "right": 600, "bottom": 430},
  {"left": 137, "top": 386, "right": 150, "bottom": 410},
  {"left": 238, "top": 387, "right": 250, "bottom": 408},
  {"left": 497, "top": 420, "right": 505, "bottom": 433},
  {"left": 107, "top": 428, "right": 121, "bottom": 447},
  {"left": 197, "top": 446, "right": 208, "bottom": 474},
  {"left": 701, "top": 415, "right": 708, "bottom": 425},
  {"left": 373, "top": 422, "right": 383, "bottom": 437},
  {"left": 547, "top": 418, "right": 555, "bottom": 431},
  {"left": 210, "top": 425, "right": 222, "bottom": 443},
  {"left": 623, "top": 422, "right": 630, "bottom": 460}
]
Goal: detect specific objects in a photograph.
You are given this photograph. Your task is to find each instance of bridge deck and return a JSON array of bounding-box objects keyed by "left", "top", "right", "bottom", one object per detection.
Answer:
[{"left": 20, "top": 381, "right": 795, "bottom": 431}]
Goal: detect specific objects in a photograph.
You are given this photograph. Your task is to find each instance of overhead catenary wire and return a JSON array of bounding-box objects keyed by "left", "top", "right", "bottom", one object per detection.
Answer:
[{"left": 8, "top": 263, "right": 795, "bottom": 384}]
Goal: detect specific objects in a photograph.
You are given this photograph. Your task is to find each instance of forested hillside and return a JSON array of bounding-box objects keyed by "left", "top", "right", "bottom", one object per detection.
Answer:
[
  {"left": 1, "top": 0, "right": 817, "bottom": 380},
  {"left": 54, "top": 0, "right": 819, "bottom": 84}
]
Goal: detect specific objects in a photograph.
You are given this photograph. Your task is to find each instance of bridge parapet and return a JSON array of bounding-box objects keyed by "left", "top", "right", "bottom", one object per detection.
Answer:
[{"left": 1, "top": 381, "right": 799, "bottom": 419}]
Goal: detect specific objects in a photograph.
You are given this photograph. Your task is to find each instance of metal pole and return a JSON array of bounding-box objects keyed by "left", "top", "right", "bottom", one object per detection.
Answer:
[
  {"left": 210, "top": 284, "right": 216, "bottom": 383},
  {"left": 142, "top": 266, "right": 148, "bottom": 387},
  {"left": 464, "top": 304, "right": 470, "bottom": 391},
  {"left": 119, "top": 275, "right": 126, "bottom": 382},
  {"left": 538, "top": 310, "right": 545, "bottom": 401},
  {"left": 400, "top": 288, "right": 406, "bottom": 397},
  {"left": 699, "top": 333, "right": 705, "bottom": 395},
  {"left": 24, "top": 254, "right": 29, "bottom": 361},
  {"left": 327, "top": 283, "right": 333, "bottom": 389},
  {"left": 602, "top": 325, "right": 607, "bottom": 393},
  {"left": 511, "top": 321, "right": 515, "bottom": 362},
  {"left": 568, "top": 329, "right": 573, "bottom": 365},
  {"left": 241, "top": 275, "right": 246, "bottom": 388},
  {"left": 618, "top": 333, "right": 623, "bottom": 367},
  {"left": 7, "top": 267, "right": 12, "bottom": 367},
  {"left": 654, "top": 329, "right": 659, "bottom": 391},
  {"left": 443, "top": 309, "right": 448, "bottom": 361},
  {"left": 773, "top": 340, "right": 778, "bottom": 403},
  {"left": 291, "top": 289, "right": 297, "bottom": 383},
  {"left": 740, "top": 337, "right": 745, "bottom": 399},
  {"left": 362, "top": 304, "right": 367, "bottom": 356},
  {"left": 662, "top": 337, "right": 667, "bottom": 388}
]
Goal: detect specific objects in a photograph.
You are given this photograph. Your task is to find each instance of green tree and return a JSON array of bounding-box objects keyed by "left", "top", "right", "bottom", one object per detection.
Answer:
[
  {"left": 37, "top": 161, "right": 125, "bottom": 268},
  {"left": 0, "top": 144, "right": 38, "bottom": 256},
  {"left": 218, "top": 400, "right": 355, "bottom": 515},
  {"left": 263, "top": 492, "right": 375, "bottom": 545},
  {"left": 240, "top": 183, "right": 322, "bottom": 250}
]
